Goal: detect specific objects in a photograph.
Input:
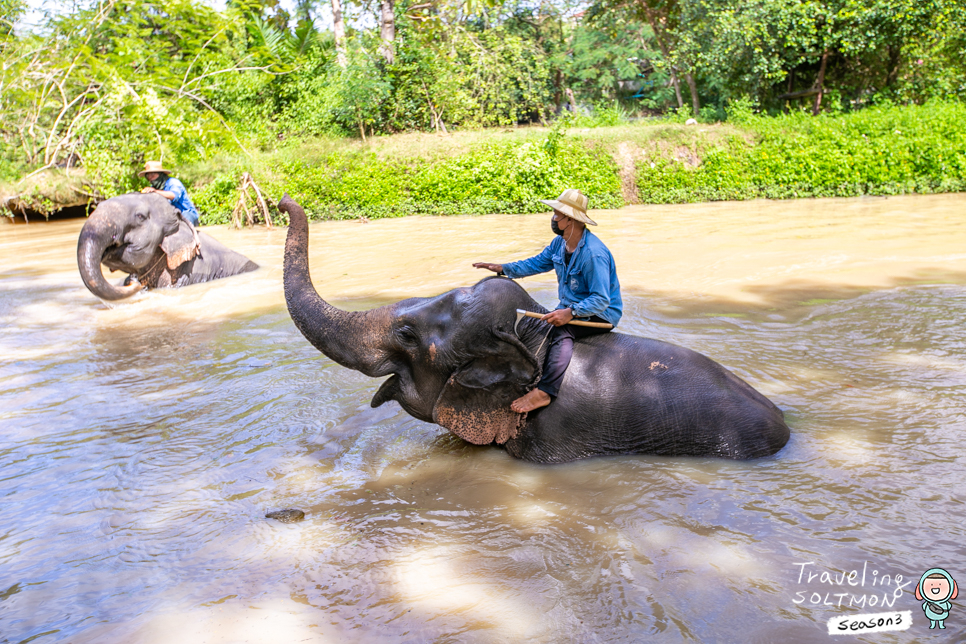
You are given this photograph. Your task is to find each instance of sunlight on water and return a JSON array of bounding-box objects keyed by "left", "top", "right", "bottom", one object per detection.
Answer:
[{"left": 1, "top": 193, "right": 966, "bottom": 642}]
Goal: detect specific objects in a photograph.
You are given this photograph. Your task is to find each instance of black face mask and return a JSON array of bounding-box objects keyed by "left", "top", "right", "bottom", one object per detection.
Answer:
[
  {"left": 150, "top": 174, "right": 168, "bottom": 191},
  {"left": 551, "top": 218, "right": 564, "bottom": 236}
]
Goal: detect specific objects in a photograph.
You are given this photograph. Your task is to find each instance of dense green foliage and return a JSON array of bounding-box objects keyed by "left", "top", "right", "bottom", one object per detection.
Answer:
[
  {"left": 0, "top": 0, "right": 266, "bottom": 187},
  {"left": 636, "top": 100, "right": 966, "bottom": 203},
  {"left": 1, "top": 0, "right": 965, "bottom": 218},
  {"left": 191, "top": 128, "right": 623, "bottom": 223},
  {"left": 178, "top": 101, "right": 965, "bottom": 223},
  {"left": 595, "top": 0, "right": 966, "bottom": 116}
]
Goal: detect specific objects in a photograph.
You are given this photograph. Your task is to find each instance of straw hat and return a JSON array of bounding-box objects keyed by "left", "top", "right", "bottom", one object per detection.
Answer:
[
  {"left": 138, "top": 161, "right": 172, "bottom": 177},
  {"left": 540, "top": 189, "right": 597, "bottom": 226}
]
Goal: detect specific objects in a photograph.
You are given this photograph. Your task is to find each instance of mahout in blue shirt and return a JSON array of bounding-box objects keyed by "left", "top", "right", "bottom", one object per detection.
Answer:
[
  {"left": 163, "top": 177, "right": 201, "bottom": 227},
  {"left": 501, "top": 229, "right": 622, "bottom": 327}
]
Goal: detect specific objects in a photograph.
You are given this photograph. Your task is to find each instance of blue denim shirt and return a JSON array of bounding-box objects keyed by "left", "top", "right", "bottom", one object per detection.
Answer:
[
  {"left": 164, "top": 177, "right": 201, "bottom": 227},
  {"left": 502, "top": 230, "right": 622, "bottom": 327}
]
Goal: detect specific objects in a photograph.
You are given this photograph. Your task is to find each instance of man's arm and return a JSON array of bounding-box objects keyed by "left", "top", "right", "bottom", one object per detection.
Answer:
[
  {"left": 499, "top": 243, "right": 556, "bottom": 279},
  {"left": 473, "top": 242, "right": 556, "bottom": 279},
  {"left": 141, "top": 187, "right": 176, "bottom": 200},
  {"left": 472, "top": 262, "right": 504, "bottom": 274},
  {"left": 541, "top": 308, "right": 574, "bottom": 326}
]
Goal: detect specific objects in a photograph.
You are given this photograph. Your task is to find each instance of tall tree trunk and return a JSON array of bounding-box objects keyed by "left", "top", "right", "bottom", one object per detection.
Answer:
[
  {"left": 642, "top": 7, "right": 683, "bottom": 109},
  {"left": 885, "top": 45, "right": 901, "bottom": 88},
  {"left": 331, "top": 0, "right": 347, "bottom": 68},
  {"left": 565, "top": 88, "right": 578, "bottom": 114},
  {"left": 379, "top": 0, "right": 395, "bottom": 65},
  {"left": 670, "top": 70, "right": 684, "bottom": 109},
  {"left": 812, "top": 50, "right": 829, "bottom": 116},
  {"left": 784, "top": 68, "right": 795, "bottom": 113},
  {"left": 685, "top": 72, "right": 699, "bottom": 115}
]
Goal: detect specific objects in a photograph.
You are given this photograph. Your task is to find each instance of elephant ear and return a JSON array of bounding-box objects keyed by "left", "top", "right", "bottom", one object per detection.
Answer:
[
  {"left": 160, "top": 217, "right": 200, "bottom": 270},
  {"left": 432, "top": 334, "right": 538, "bottom": 445}
]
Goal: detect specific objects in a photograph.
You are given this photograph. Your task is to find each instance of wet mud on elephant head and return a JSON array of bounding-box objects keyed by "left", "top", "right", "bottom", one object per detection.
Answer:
[
  {"left": 280, "top": 195, "right": 790, "bottom": 464},
  {"left": 77, "top": 192, "right": 259, "bottom": 302}
]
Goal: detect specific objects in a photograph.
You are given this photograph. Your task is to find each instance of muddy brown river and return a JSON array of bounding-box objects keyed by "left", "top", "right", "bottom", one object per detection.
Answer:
[{"left": 1, "top": 194, "right": 965, "bottom": 643}]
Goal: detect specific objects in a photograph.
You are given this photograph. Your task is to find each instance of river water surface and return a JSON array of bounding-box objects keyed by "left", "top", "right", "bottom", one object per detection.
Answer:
[{"left": 2, "top": 195, "right": 965, "bottom": 643}]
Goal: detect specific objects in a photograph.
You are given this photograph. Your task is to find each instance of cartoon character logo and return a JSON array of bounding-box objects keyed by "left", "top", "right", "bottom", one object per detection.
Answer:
[{"left": 916, "top": 568, "right": 958, "bottom": 629}]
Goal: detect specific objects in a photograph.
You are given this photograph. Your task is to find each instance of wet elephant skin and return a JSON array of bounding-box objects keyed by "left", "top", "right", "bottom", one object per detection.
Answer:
[{"left": 280, "top": 195, "right": 790, "bottom": 463}]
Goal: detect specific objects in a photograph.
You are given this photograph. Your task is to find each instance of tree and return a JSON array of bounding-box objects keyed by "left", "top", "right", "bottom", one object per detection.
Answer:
[
  {"left": 566, "top": 7, "right": 662, "bottom": 106},
  {"left": 1, "top": 0, "right": 26, "bottom": 37},
  {"left": 379, "top": 0, "right": 395, "bottom": 64},
  {"left": 331, "top": 0, "right": 347, "bottom": 67},
  {"left": 0, "top": 0, "right": 282, "bottom": 188},
  {"left": 699, "top": 0, "right": 966, "bottom": 113},
  {"left": 588, "top": 0, "right": 701, "bottom": 113}
]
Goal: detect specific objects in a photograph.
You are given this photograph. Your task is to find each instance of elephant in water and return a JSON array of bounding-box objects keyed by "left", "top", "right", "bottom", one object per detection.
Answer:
[
  {"left": 77, "top": 193, "right": 258, "bottom": 301},
  {"left": 280, "top": 196, "right": 789, "bottom": 463}
]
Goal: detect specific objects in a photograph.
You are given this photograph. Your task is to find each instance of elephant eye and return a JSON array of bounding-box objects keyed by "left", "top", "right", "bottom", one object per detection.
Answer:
[
  {"left": 135, "top": 212, "right": 148, "bottom": 223},
  {"left": 396, "top": 325, "right": 418, "bottom": 345}
]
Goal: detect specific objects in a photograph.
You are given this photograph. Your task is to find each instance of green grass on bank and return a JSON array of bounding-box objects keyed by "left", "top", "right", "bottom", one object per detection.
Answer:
[
  {"left": 189, "top": 101, "right": 966, "bottom": 224},
  {"left": 188, "top": 129, "right": 626, "bottom": 223},
  {"left": 5, "top": 101, "right": 966, "bottom": 222},
  {"left": 635, "top": 101, "right": 966, "bottom": 203}
]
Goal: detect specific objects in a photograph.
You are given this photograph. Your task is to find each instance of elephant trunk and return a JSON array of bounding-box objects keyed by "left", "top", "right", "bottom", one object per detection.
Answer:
[
  {"left": 76, "top": 216, "right": 142, "bottom": 301},
  {"left": 280, "top": 195, "right": 395, "bottom": 377}
]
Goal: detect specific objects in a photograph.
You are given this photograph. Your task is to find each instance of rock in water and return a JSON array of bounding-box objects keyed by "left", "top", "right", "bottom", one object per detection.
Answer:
[{"left": 265, "top": 509, "right": 305, "bottom": 523}]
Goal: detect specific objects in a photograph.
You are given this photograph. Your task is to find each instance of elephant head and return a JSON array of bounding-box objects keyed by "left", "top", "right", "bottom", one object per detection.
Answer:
[
  {"left": 280, "top": 196, "right": 547, "bottom": 446},
  {"left": 77, "top": 193, "right": 200, "bottom": 301}
]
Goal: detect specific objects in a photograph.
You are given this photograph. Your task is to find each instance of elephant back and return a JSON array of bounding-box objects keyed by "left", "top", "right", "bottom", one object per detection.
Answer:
[{"left": 504, "top": 332, "right": 790, "bottom": 463}]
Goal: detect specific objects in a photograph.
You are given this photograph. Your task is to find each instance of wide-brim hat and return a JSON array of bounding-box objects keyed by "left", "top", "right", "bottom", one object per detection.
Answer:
[
  {"left": 138, "top": 160, "right": 172, "bottom": 177},
  {"left": 540, "top": 189, "right": 597, "bottom": 225}
]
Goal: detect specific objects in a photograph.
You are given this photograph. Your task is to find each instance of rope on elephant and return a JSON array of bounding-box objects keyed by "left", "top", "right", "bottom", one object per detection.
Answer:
[
  {"left": 231, "top": 172, "right": 273, "bottom": 229},
  {"left": 534, "top": 322, "right": 554, "bottom": 358}
]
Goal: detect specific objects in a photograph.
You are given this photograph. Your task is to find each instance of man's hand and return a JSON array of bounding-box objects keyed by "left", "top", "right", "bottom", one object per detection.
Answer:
[
  {"left": 541, "top": 308, "right": 574, "bottom": 327},
  {"left": 473, "top": 262, "right": 503, "bottom": 274},
  {"left": 141, "top": 187, "right": 156, "bottom": 193}
]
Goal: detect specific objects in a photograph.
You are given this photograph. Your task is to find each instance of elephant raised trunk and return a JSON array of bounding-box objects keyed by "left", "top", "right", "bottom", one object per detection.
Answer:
[
  {"left": 77, "top": 217, "right": 143, "bottom": 301},
  {"left": 279, "top": 195, "right": 395, "bottom": 377}
]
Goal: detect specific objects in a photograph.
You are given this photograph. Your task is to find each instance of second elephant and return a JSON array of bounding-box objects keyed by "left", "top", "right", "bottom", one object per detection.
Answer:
[{"left": 77, "top": 193, "right": 258, "bottom": 301}]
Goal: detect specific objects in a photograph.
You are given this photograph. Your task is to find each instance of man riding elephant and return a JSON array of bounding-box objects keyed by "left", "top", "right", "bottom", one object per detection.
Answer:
[
  {"left": 77, "top": 192, "right": 258, "bottom": 301},
  {"left": 279, "top": 194, "right": 789, "bottom": 463},
  {"left": 138, "top": 160, "right": 202, "bottom": 228},
  {"left": 474, "top": 188, "right": 621, "bottom": 413}
]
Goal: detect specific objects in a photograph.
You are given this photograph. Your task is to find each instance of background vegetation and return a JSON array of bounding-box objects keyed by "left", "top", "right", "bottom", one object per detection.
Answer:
[{"left": 2, "top": 0, "right": 965, "bottom": 220}]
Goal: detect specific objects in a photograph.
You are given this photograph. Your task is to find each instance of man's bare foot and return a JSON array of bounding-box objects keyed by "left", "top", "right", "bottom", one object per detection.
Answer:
[{"left": 510, "top": 388, "right": 551, "bottom": 413}]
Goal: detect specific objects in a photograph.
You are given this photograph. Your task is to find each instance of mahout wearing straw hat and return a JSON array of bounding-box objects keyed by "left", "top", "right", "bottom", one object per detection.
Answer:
[
  {"left": 540, "top": 188, "right": 597, "bottom": 226},
  {"left": 137, "top": 160, "right": 173, "bottom": 177}
]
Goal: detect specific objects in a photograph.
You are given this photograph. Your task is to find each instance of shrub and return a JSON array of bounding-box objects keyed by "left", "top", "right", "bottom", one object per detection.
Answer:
[
  {"left": 176, "top": 101, "right": 966, "bottom": 224},
  {"left": 637, "top": 101, "right": 966, "bottom": 203}
]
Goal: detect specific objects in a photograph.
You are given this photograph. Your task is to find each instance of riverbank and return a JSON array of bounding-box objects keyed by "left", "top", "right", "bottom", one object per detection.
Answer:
[{"left": 3, "top": 101, "right": 964, "bottom": 223}]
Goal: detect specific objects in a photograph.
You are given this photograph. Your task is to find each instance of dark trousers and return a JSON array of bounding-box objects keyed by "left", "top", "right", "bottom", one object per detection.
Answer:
[{"left": 536, "top": 317, "right": 611, "bottom": 397}]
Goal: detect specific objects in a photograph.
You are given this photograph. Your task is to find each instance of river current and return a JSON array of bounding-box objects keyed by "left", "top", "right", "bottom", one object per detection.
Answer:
[{"left": 1, "top": 194, "right": 964, "bottom": 643}]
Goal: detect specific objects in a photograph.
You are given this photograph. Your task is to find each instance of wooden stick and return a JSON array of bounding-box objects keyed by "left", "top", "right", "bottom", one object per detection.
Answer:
[{"left": 518, "top": 310, "right": 613, "bottom": 329}]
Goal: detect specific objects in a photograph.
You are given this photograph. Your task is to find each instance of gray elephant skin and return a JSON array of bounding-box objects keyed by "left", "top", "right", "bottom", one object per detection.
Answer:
[
  {"left": 280, "top": 196, "right": 790, "bottom": 464},
  {"left": 77, "top": 193, "right": 258, "bottom": 301}
]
